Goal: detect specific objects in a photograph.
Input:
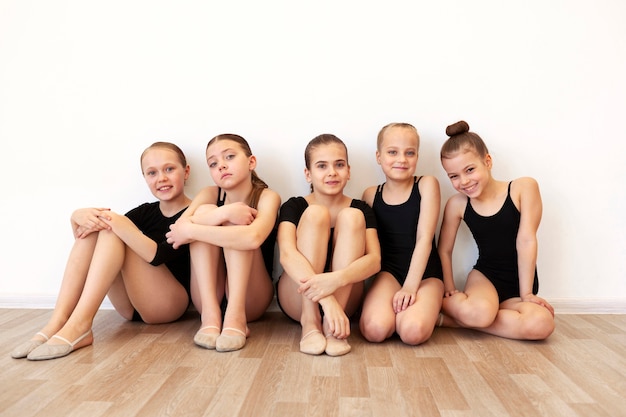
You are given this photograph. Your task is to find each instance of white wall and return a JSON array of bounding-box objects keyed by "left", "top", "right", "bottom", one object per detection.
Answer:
[{"left": 1, "top": 0, "right": 624, "bottom": 312}]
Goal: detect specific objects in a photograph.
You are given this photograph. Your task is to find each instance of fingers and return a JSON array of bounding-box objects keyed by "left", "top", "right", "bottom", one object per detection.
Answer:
[
  {"left": 324, "top": 315, "right": 350, "bottom": 338},
  {"left": 393, "top": 293, "right": 416, "bottom": 313}
]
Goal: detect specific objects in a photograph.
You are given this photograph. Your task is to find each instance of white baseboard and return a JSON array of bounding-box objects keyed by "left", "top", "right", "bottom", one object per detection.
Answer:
[
  {"left": 548, "top": 298, "right": 626, "bottom": 314},
  {"left": 0, "top": 296, "right": 114, "bottom": 310},
  {"left": 0, "top": 296, "right": 623, "bottom": 314}
]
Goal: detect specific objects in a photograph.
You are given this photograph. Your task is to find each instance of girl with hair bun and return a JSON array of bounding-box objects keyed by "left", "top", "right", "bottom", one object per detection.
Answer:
[{"left": 437, "top": 121, "right": 555, "bottom": 340}]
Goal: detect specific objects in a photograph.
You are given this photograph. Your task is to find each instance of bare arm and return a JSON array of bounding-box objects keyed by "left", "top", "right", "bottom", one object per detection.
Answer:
[
  {"left": 100, "top": 211, "right": 159, "bottom": 263},
  {"left": 437, "top": 193, "right": 465, "bottom": 296},
  {"left": 395, "top": 176, "right": 441, "bottom": 311},
  {"left": 515, "top": 178, "right": 554, "bottom": 315},
  {"left": 168, "top": 189, "right": 280, "bottom": 250},
  {"left": 299, "top": 227, "right": 381, "bottom": 302}
]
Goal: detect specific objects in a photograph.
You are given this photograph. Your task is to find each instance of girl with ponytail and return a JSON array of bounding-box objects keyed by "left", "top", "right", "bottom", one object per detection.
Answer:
[{"left": 167, "top": 134, "right": 280, "bottom": 352}]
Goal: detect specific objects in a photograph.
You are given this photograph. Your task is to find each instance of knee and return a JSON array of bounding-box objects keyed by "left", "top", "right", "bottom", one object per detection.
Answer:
[
  {"left": 360, "top": 316, "right": 391, "bottom": 343},
  {"left": 397, "top": 320, "right": 432, "bottom": 346},
  {"left": 301, "top": 205, "right": 331, "bottom": 228},
  {"left": 522, "top": 312, "right": 555, "bottom": 340},
  {"left": 457, "top": 298, "right": 498, "bottom": 329},
  {"left": 336, "top": 208, "right": 365, "bottom": 232}
]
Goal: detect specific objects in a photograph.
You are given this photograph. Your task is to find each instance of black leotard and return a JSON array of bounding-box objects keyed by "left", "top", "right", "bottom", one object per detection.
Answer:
[
  {"left": 373, "top": 176, "right": 443, "bottom": 285},
  {"left": 463, "top": 181, "right": 539, "bottom": 302}
]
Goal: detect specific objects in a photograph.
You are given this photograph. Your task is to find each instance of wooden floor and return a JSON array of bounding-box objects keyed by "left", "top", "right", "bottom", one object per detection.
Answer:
[{"left": 1, "top": 309, "right": 625, "bottom": 417}]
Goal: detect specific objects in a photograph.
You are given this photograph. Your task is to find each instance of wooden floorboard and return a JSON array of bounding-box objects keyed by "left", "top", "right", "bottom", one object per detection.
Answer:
[{"left": 1, "top": 310, "right": 625, "bottom": 417}]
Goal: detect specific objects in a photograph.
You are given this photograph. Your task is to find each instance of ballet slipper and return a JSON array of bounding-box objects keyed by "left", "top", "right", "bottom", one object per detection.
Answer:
[
  {"left": 299, "top": 330, "right": 326, "bottom": 355},
  {"left": 324, "top": 334, "right": 351, "bottom": 357},
  {"left": 193, "top": 326, "right": 221, "bottom": 350},
  {"left": 216, "top": 327, "right": 247, "bottom": 352},
  {"left": 27, "top": 329, "right": 92, "bottom": 361},
  {"left": 10, "top": 332, "right": 49, "bottom": 359}
]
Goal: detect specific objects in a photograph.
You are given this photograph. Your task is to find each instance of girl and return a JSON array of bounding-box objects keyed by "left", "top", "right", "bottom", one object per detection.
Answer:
[
  {"left": 359, "top": 123, "right": 444, "bottom": 345},
  {"left": 13, "top": 142, "right": 193, "bottom": 360},
  {"left": 166, "top": 134, "right": 279, "bottom": 352},
  {"left": 438, "top": 121, "right": 555, "bottom": 340},
  {"left": 276, "top": 134, "right": 381, "bottom": 356}
]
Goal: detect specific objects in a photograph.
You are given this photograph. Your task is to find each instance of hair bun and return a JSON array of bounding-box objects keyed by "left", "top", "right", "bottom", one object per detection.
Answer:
[{"left": 446, "top": 120, "right": 470, "bottom": 136}]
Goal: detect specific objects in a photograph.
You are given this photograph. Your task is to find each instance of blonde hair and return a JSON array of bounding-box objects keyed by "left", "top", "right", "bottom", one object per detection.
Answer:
[
  {"left": 140, "top": 142, "right": 187, "bottom": 171},
  {"left": 377, "top": 122, "right": 420, "bottom": 150}
]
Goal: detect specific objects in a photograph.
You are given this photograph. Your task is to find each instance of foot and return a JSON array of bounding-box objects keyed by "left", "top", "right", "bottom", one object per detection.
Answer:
[
  {"left": 10, "top": 332, "right": 50, "bottom": 359},
  {"left": 324, "top": 334, "right": 351, "bottom": 357},
  {"left": 216, "top": 327, "right": 248, "bottom": 352},
  {"left": 193, "top": 326, "right": 221, "bottom": 350},
  {"left": 27, "top": 329, "right": 93, "bottom": 361},
  {"left": 299, "top": 330, "right": 326, "bottom": 355}
]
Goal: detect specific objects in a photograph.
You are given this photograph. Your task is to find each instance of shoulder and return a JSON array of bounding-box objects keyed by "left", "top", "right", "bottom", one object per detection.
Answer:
[
  {"left": 417, "top": 175, "right": 440, "bottom": 194},
  {"left": 511, "top": 177, "right": 541, "bottom": 210},
  {"left": 125, "top": 201, "right": 156, "bottom": 217},
  {"left": 511, "top": 177, "right": 540, "bottom": 199},
  {"left": 351, "top": 198, "right": 375, "bottom": 215},
  {"left": 281, "top": 196, "right": 306, "bottom": 208},
  {"left": 361, "top": 185, "right": 377, "bottom": 206},
  {"left": 260, "top": 188, "right": 281, "bottom": 204},
  {"left": 444, "top": 192, "right": 467, "bottom": 215}
]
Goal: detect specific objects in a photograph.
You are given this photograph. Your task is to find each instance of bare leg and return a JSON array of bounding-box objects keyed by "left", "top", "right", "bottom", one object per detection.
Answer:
[
  {"left": 190, "top": 240, "right": 226, "bottom": 347},
  {"left": 395, "top": 278, "right": 444, "bottom": 345},
  {"left": 323, "top": 207, "right": 366, "bottom": 355},
  {"left": 39, "top": 233, "right": 99, "bottom": 338},
  {"left": 441, "top": 270, "right": 499, "bottom": 328},
  {"left": 359, "top": 272, "right": 400, "bottom": 342},
  {"left": 476, "top": 298, "right": 555, "bottom": 340},
  {"left": 277, "top": 205, "right": 329, "bottom": 354},
  {"left": 11, "top": 233, "right": 99, "bottom": 358}
]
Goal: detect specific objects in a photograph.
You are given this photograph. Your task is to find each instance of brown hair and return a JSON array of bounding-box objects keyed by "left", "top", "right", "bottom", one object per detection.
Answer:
[
  {"left": 206, "top": 133, "right": 268, "bottom": 209},
  {"left": 304, "top": 134, "right": 348, "bottom": 192},
  {"left": 440, "top": 121, "right": 489, "bottom": 159},
  {"left": 140, "top": 141, "right": 188, "bottom": 171},
  {"left": 376, "top": 122, "right": 420, "bottom": 150},
  {"left": 304, "top": 134, "right": 348, "bottom": 169}
]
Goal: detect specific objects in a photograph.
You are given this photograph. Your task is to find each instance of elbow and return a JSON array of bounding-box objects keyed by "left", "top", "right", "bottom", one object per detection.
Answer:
[{"left": 243, "top": 230, "right": 267, "bottom": 250}]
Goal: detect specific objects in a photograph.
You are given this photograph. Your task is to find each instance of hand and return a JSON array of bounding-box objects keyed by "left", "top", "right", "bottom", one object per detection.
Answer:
[
  {"left": 166, "top": 216, "right": 194, "bottom": 249},
  {"left": 98, "top": 211, "right": 132, "bottom": 233},
  {"left": 298, "top": 272, "right": 340, "bottom": 303},
  {"left": 393, "top": 288, "right": 416, "bottom": 313},
  {"left": 522, "top": 293, "right": 555, "bottom": 317},
  {"left": 319, "top": 297, "right": 350, "bottom": 339},
  {"left": 222, "top": 202, "right": 258, "bottom": 225},
  {"left": 444, "top": 286, "right": 459, "bottom": 298},
  {"left": 72, "top": 208, "right": 111, "bottom": 238}
]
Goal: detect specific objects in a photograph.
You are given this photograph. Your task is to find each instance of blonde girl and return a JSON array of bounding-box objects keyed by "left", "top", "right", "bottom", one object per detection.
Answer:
[
  {"left": 13, "top": 142, "right": 193, "bottom": 360},
  {"left": 360, "top": 123, "right": 444, "bottom": 345}
]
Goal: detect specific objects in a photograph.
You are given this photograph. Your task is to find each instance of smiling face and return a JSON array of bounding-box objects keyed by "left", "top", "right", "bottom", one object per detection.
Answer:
[
  {"left": 305, "top": 142, "right": 350, "bottom": 196},
  {"left": 141, "top": 147, "right": 190, "bottom": 202},
  {"left": 441, "top": 150, "right": 493, "bottom": 198},
  {"left": 205, "top": 139, "right": 256, "bottom": 190},
  {"left": 376, "top": 126, "right": 419, "bottom": 181}
]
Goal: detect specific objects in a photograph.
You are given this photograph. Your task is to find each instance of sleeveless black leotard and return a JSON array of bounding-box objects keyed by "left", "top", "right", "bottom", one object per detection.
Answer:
[
  {"left": 373, "top": 176, "right": 443, "bottom": 285},
  {"left": 463, "top": 181, "right": 539, "bottom": 302}
]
